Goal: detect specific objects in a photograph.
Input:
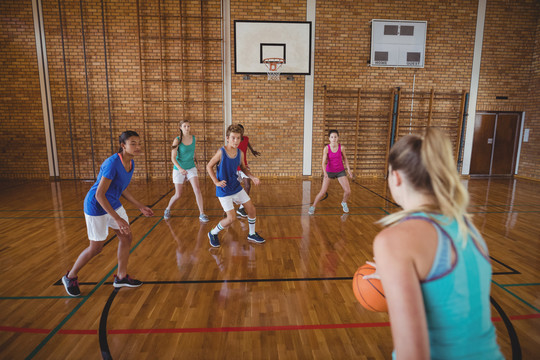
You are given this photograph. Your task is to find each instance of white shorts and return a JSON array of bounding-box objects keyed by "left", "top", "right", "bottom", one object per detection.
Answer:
[
  {"left": 218, "top": 189, "right": 251, "bottom": 212},
  {"left": 237, "top": 170, "right": 249, "bottom": 181},
  {"left": 172, "top": 167, "right": 198, "bottom": 184},
  {"left": 85, "top": 206, "right": 129, "bottom": 241}
]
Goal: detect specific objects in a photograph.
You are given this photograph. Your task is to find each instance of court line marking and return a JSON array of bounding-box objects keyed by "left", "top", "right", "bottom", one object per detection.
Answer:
[
  {"left": 25, "top": 217, "right": 163, "bottom": 360},
  {"left": 492, "top": 280, "right": 540, "bottom": 313},
  {"left": 500, "top": 283, "right": 540, "bottom": 287},
  {"left": 3, "top": 313, "right": 539, "bottom": 335}
]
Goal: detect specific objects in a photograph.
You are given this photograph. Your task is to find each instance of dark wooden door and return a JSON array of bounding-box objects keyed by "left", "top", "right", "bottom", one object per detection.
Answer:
[
  {"left": 470, "top": 113, "right": 520, "bottom": 176},
  {"left": 492, "top": 114, "right": 519, "bottom": 175},
  {"left": 470, "top": 114, "right": 496, "bottom": 175}
]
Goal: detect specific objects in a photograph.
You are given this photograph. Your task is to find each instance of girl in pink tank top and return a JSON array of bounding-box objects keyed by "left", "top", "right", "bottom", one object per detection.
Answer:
[{"left": 309, "top": 129, "right": 353, "bottom": 215}]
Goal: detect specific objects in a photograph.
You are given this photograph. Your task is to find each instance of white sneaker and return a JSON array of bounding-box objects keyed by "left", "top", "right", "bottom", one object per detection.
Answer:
[
  {"left": 308, "top": 206, "right": 315, "bottom": 215},
  {"left": 199, "top": 214, "right": 209, "bottom": 223},
  {"left": 341, "top": 202, "right": 349, "bottom": 213},
  {"left": 164, "top": 209, "right": 171, "bottom": 220}
]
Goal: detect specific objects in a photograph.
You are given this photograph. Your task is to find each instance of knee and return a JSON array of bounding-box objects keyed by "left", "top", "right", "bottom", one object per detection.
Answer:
[
  {"left": 225, "top": 216, "right": 236, "bottom": 226},
  {"left": 119, "top": 233, "right": 133, "bottom": 246},
  {"left": 90, "top": 245, "right": 103, "bottom": 256}
]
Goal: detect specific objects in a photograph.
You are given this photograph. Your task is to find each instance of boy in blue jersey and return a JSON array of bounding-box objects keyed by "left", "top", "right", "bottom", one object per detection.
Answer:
[
  {"left": 206, "top": 124, "right": 265, "bottom": 247},
  {"left": 62, "top": 131, "right": 154, "bottom": 297}
]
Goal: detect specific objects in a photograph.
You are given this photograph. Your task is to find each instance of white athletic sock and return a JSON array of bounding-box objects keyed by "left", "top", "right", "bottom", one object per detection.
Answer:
[
  {"left": 211, "top": 223, "right": 224, "bottom": 235},
  {"left": 248, "top": 217, "right": 256, "bottom": 235}
]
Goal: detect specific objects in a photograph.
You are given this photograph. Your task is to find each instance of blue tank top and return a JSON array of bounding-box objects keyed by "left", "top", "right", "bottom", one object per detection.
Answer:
[
  {"left": 216, "top": 147, "right": 242, "bottom": 197},
  {"left": 392, "top": 212, "right": 503, "bottom": 360}
]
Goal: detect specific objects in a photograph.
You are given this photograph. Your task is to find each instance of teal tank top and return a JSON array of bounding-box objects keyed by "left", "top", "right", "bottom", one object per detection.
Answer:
[
  {"left": 173, "top": 135, "right": 196, "bottom": 170},
  {"left": 392, "top": 212, "right": 503, "bottom": 360}
]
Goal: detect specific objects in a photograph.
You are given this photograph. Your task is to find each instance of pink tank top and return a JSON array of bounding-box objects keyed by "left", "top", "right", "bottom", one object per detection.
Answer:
[{"left": 326, "top": 144, "right": 345, "bottom": 173}]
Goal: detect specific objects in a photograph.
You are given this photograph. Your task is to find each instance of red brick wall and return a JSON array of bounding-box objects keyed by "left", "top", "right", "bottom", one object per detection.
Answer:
[
  {"left": 0, "top": 1, "right": 49, "bottom": 179},
  {"left": 519, "top": 16, "right": 540, "bottom": 179},
  {"left": 1, "top": 0, "right": 539, "bottom": 180},
  {"left": 230, "top": 0, "right": 307, "bottom": 178}
]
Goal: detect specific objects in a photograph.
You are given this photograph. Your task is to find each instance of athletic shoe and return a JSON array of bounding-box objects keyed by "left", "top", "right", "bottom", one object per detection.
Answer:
[
  {"left": 236, "top": 207, "right": 248, "bottom": 218},
  {"left": 308, "top": 206, "right": 315, "bottom": 215},
  {"left": 341, "top": 202, "right": 349, "bottom": 213},
  {"left": 113, "top": 275, "right": 143, "bottom": 288},
  {"left": 247, "top": 232, "right": 265, "bottom": 244},
  {"left": 164, "top": 209, "right": 171, "bottom": 220},
  {"left": 208, "top": 232, "right": 220, "bottom": 248},
  {"left": 199, "top": 214, "right": 210, "bottom": 223},
  {"left": 62, "top": 273, "right": 81, "bottom": 297}
]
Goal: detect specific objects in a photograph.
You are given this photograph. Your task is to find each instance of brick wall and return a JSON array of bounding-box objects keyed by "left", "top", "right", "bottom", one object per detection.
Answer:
[
  {"left": 1, "top": 0, "right": 539, "bottom": 180},
  {"left": 0, "top": 1, "right": 49, "bottom": 179},
  {"left": 519, "top": 16, "right": 540, "bottom": 179},
  {"left": 230, "top": 0, "right": 307, "bottom": 178}
]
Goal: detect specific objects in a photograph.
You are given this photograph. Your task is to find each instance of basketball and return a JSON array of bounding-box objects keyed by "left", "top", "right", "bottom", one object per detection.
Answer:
[{"left": 352, "top": 264, "right": 388, "bottom": 312}]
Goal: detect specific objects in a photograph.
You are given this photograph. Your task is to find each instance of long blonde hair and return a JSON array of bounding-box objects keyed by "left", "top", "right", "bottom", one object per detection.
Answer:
[{"left": 379, "top": 128, "right": 477, "bottom": 243}]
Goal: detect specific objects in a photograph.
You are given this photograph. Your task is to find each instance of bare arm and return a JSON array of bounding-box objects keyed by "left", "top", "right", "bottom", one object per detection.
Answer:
[
  {"left": 206, "top": 149, "right": 226, "bottom": 187},
  {"left": 170, "top": 137, "right": 186, "bottom": 174},
  {"left": 95, "top": 177, "right": 130, "bottom": 234},
  {"left": 321, "top": 146, "right": 329, "bottom": 178},
  {"left": 247, "top": 142, "right": 261, "bottom": 157},
  {"left": 373, "top": 224, "right": 432, "bottom": 360},
  {"left": 240, "top": 152, "right": 260, "bottom": 185},
  {"left": 341, "top": 145, "right": 353, "bottom": 178}
]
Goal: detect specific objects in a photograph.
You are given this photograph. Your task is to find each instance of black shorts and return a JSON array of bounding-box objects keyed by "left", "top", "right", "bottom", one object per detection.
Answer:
[{"left": 327, "top": 170, "right": 346, "bottom": 179}]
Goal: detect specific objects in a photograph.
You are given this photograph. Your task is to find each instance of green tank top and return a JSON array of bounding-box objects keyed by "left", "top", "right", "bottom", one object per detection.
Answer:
[{"left": 173, "top": 135, "right": 196, "bottom": 170}]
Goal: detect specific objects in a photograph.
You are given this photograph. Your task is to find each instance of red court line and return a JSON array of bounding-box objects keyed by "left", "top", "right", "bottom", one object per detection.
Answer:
[{"left": 3, "top": 314, "right": 539, "bottom": 335}]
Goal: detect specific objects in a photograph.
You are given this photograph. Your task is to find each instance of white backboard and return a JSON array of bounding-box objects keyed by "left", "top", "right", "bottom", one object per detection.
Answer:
[{"left": 234, "top": 21, "right": 312, "bottom": 75}]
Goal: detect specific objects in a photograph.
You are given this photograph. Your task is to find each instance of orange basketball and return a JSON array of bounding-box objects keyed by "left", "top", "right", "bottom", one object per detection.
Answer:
[{"left": 352, "top": 264, "right": 388, "bottom": 312}]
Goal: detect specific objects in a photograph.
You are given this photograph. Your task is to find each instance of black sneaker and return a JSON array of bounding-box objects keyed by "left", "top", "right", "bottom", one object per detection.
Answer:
[
  {"left": 62, "top": 272, "right": 81, "bottom": 297},
  {"left": 208, "top": 231, "right": 220, "bottom": 248},
  {"left": 236, "top": 208, "right": 248, "bottom": 218},
  {"left": 247, "top": 232, "right": 265, "bottom": 244},
  {"left": 113, "top": 274, "right": 143, "bottom": 288}
]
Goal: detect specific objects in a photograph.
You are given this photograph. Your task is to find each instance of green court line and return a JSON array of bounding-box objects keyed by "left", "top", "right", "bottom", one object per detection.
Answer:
[
  {"left": 380, "top": 207, "right": 390, "bottom": 215},
  {"left": 0, "top": 296, "right": 84, "bottom": 300},
  {"left": 25, "top": 217, "right": 163, "bottom": 360},
  {"left": 500, "top": 283, "right": 540, "bottom": 287},
  {"left": 492, "top": 280, "right": 540, "bottom": 313}
]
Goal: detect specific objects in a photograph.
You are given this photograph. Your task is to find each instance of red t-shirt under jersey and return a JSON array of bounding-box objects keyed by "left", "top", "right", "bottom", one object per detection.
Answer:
[{"left": 237, "top": 136, "right": 249, "bottom": 170}]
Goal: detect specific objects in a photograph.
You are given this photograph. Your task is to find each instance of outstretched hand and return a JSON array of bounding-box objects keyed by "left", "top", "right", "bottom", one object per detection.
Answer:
[
  {"left": 252, "top": 150, "right": 261, "bottom": 157},
  {"left": 140, "top": 206, "right": 154, "bottom": 217}
]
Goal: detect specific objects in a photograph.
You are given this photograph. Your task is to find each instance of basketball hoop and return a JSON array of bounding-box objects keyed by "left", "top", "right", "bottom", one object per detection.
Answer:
[{"left": 263, "top": 58, "right": 284, "bottom": 81}]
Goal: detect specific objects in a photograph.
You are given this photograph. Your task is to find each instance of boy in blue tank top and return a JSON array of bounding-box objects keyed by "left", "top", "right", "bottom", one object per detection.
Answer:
[{"left": 206, "top": 124, "right": 265, "bottom": 247}]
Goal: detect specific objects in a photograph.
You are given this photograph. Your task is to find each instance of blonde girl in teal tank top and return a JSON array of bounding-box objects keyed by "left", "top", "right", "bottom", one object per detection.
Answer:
[
  {"left": 367, "top": 128, "right": 503, "bottom": 359},
  {"left": 164, "top": 120, "right": 209, "bottom": 223}
]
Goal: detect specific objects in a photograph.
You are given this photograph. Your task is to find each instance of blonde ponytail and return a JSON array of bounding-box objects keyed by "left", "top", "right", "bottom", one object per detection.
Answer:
[{"left": 379, "top": 128, "right": 478, "bottom": 245}]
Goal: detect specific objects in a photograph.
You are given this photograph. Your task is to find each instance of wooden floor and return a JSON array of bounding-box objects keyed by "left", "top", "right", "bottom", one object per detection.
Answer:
[{"left": 0, "top": 177, "right": 538, "bottom": 359}]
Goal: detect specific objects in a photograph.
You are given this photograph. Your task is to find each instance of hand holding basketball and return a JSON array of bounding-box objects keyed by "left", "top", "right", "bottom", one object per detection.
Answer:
[{"left": 352, "top": 262, "right": 387, "bottom": 312}]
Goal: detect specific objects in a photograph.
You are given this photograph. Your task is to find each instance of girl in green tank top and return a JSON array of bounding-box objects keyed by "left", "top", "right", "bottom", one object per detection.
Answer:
[{"left": 164, "top": 120, "right": 209, "bottom": 223}]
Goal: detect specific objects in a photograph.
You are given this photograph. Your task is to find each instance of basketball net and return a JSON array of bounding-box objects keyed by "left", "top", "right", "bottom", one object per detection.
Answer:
[{"left": 263, "top": 58, "right": 284, "bottom": 81}]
